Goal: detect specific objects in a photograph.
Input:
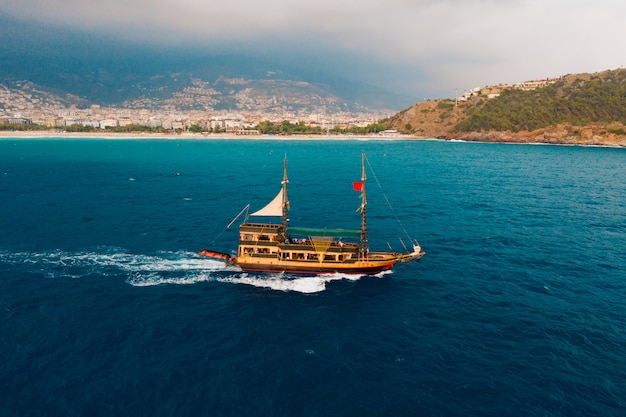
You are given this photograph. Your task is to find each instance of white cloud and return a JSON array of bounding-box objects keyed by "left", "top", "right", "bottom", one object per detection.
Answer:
[{"left": 2, "top": 0, "right": 625, "bottom": 99}]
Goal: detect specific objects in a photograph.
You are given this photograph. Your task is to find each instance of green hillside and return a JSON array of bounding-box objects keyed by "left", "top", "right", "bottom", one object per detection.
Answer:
[
  {"left": 456, "top": 70, "right": 626, "bottom": 133},
  {"left": 386, "top": 69, "right": 626, "bottom": 146}
]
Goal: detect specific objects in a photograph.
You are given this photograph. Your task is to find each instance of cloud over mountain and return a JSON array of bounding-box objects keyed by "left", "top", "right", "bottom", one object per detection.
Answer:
[{"left": 2, "top": 0, "right": 625, "bottom": 101}]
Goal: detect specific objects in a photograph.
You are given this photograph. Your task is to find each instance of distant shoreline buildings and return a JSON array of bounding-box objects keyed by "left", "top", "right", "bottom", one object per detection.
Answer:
[
  {"left": 0, "top": 82, "right": 387, "bottom": 132},
  {"left": 0, "top": 101, "right": 383, "bottom": 134},
  {"left": 0, "top": 105, "right": 382, "bottom": 133},
  {"left": 455, "top": 77, "right": 561, "bottom": 102}
]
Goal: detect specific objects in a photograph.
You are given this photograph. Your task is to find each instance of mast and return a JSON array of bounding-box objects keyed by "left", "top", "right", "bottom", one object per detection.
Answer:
[
  {"left": 281, "top": 155, "right": 290, "bottom": 240},
  {"left": 359, "top": 153, "right": 369, "bottom": 257}
]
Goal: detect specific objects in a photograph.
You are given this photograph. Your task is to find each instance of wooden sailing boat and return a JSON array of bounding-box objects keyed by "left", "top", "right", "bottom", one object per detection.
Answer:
[{"left": 199, "top": 153, "right": 424, "bottom": 274}]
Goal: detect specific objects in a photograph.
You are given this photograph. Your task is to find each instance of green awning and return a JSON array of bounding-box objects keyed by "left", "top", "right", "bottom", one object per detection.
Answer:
[{"left": 287, "top": 226, "right": 361, "bottom": 238}]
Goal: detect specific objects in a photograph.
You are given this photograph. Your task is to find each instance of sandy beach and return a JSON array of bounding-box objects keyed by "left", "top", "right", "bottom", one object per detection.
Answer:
[
  {"left": 0, "top": 130, "right": 402, "bottom": 141},
  {"left": 2, "top": 129, "right": 625, "bottom": 147}
]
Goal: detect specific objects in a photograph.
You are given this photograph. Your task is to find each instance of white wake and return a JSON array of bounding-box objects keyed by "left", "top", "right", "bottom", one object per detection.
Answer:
[{"left": 0, "top": 248, "right": 387, "bottom": 293}]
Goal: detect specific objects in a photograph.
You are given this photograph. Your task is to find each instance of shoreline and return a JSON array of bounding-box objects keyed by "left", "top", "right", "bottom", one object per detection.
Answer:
[
  {"left": 0, "top": 131, "right": 410, "bottom": 141},
  {"left": 0, "top": 130, "right": 625, "bottom": 148}
]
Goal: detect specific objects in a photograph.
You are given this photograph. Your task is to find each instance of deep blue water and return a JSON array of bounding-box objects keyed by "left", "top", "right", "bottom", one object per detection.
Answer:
[{"left": 1, "top": 138, "right": 625, "bottom": 416}]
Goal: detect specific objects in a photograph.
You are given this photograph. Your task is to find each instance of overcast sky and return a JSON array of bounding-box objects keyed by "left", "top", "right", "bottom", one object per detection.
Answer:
[{"left": 2, "top": 0, "right": 625, "bottom": 99}]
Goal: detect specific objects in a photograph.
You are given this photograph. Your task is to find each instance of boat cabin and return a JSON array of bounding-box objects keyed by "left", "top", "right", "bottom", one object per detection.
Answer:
[{"left": 237, "top": 222, "right": 361, "bottom": 263}]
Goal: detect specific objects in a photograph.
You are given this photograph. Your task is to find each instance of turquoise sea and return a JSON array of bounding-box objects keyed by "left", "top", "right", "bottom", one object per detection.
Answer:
[{"left": 1, "top": 138, "right": 625, "bottom": 416}]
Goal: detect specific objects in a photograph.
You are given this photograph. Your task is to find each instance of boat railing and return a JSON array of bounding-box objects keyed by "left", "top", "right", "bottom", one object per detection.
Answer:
[{"left": 241, "top": 222, "right": 282, "bottom": 230}]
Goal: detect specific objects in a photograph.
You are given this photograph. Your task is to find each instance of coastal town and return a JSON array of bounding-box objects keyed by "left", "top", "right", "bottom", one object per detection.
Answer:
[
  {"left": 0, "top": 76, "right": 564, "bottom": 135},
  {"left": 0, "top": 80, "right": 390, "bottom": 134}
]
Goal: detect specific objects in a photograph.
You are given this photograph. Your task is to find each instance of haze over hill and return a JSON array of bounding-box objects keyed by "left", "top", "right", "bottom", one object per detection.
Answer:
[
  {"left": 3, "top": 0, "right": 626, "bottom": 113},
  {"left": 0, "top": 17, "right": 411, "bottom": 113}
]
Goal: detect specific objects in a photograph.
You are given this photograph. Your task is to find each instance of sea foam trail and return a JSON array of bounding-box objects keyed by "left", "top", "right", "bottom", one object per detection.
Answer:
[
  {"left": 0, "top": 248, "right": 379, "bottom": 293},
  {"left": 217, "top": 271, "right": 381, "bottom": 294},
  {"left": 1, "top": 248, "right": 229, "bottom": 284}
]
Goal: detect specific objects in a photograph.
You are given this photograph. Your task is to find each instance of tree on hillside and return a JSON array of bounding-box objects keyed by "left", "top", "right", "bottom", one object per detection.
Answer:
[{"left": 455, "top": 73, "right": 626, "bottom": 132}]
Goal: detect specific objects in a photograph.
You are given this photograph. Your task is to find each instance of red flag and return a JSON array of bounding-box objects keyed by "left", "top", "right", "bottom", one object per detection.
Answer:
[{"left": 352, "top": 181, "right": 363, "bottom": 192}]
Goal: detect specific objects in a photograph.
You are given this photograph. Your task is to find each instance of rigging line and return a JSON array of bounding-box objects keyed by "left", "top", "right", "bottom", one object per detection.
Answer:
[
  {"left": 208, "top": 204, "right": 250, "bottom": 247},
  {"left": 364, "top": 154, "right": 414, "bottom": 243},
  {"left": 208, "top": 229, "right": 227, "bottom": 247},
  {"left": 227, "top": 204, "right": 251, "bottom": 229}
]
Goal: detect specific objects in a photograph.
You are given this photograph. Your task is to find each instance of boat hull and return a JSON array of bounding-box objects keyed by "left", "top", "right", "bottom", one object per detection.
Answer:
[
  {"left": 237, "top": 256, "right": 399, "bottom": 275},
  {"left": 238, "top": 265, "right": 395, "bottom": 275}
]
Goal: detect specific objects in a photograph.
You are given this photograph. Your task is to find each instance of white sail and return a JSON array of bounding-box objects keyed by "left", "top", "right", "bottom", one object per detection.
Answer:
[{"left": 251, "top": 189, "right": 284, "bottom": 217}]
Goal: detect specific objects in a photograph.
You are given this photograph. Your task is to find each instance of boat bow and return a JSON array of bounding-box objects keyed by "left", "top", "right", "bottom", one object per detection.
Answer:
[{"left": 398, "top": 243, "right": 425, "bottom": 263}]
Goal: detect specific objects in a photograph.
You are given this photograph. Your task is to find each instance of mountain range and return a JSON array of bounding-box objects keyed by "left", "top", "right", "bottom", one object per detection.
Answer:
[{"left": 0, "top": 17, "right": 413, "bottom": 114}]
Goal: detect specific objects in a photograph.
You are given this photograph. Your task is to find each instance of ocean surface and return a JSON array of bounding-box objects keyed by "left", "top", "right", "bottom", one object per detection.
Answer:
[{"left": 1, "top": 138, "right": 625, "bottom": 416}]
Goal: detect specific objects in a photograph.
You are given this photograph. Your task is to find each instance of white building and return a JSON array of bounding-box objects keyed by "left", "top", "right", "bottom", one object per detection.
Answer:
[{"left": 99, "top": 118, "right": 118, "bottom": 129}]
